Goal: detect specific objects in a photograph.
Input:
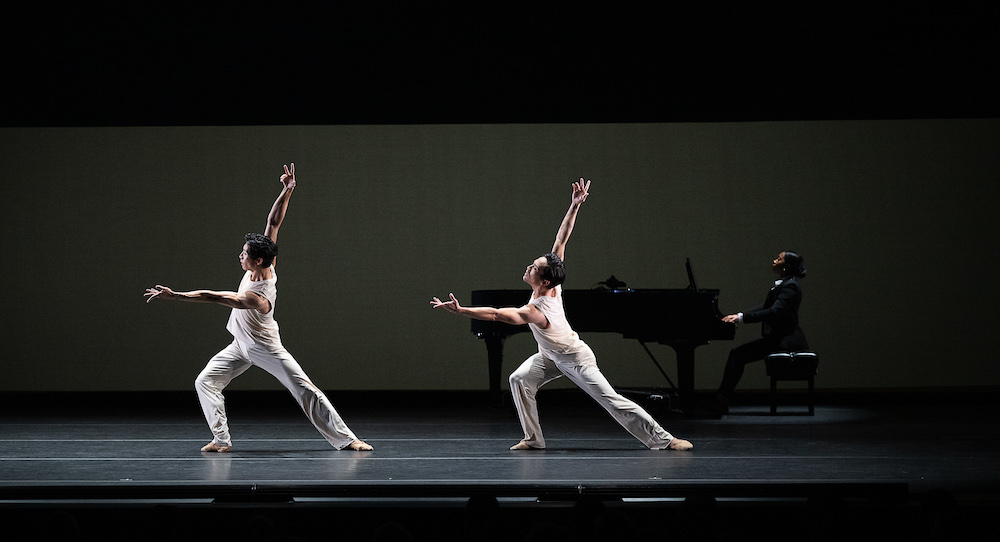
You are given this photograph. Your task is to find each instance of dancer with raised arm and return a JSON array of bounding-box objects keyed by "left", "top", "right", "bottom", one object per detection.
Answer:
[
  {"left": 145, "top": 164, "right": 372, "bottom": 452},
  {"left": 431, "top": 179, "right": 693, "bottom": 451}
]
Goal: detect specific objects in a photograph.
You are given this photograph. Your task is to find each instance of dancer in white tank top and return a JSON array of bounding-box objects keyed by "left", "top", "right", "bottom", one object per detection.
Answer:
[
  {"left": 432, "top": 179, "right": 693, "bottom": 451},
  {"left": 146, "top": 164, "right": 372, "bottom": 453}
]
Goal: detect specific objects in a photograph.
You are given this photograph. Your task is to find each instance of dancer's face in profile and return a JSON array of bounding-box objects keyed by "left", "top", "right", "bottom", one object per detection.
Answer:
[
  {"left": 523, "top": 256, "right": 550, "bottom": 288},
  {"left": 239, "top": 243, "right": 263, "bottom": 271}
]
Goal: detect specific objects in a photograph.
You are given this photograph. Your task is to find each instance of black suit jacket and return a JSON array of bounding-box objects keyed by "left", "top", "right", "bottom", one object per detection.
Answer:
[{"left": 742, "top": 276, "right": 808, "bottom": 351}]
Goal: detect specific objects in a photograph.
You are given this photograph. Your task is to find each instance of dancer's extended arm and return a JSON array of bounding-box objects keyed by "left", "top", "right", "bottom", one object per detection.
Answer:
[
  {"left": 143, "top": 285, "right": 269, "bottom": 311},
  {"left": 430, "top": 293, "right": 547, "bottom": 326}
]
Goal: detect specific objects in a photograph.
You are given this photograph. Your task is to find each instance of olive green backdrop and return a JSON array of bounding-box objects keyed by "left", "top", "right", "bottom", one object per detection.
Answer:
[{"left": 3, "top": 119, "right": 997, "bottom": 392}]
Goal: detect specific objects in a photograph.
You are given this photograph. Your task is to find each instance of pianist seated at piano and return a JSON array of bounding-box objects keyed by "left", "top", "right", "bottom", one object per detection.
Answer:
[
  {"left": 716, "top": 251, "right": 809, "bottom": 414},
  {"left": 431, "top": 178, "right": 693, "bottom": 451}
]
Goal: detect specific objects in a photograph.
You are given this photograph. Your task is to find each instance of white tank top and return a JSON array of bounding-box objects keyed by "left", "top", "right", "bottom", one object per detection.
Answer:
[
  {"left": 225, "top": 266, "right": 281, "bottom": 347},
  {"left": 527, "top": 285, "right": 586, "bottom": 356}
]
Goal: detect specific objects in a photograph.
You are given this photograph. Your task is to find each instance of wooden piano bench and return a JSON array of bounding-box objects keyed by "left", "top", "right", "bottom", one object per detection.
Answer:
[{"left": 765, "top": 351, "right": 819, "bottom": 415}]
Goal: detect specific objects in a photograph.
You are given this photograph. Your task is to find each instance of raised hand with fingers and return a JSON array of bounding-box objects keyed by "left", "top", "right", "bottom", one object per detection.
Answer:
[
  {"left": 279, "top": 163, "right": 296, "bottom": 190},
  {"left": 571, "top": 178, "right": 591, "bottom": 205}
]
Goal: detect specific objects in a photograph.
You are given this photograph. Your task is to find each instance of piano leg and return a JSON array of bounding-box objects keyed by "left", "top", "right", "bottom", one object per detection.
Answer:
[
  {"left": 484, "top": 335, "right": 506, "bottom": 408},
  {"left": 665, "top": 340, "right": 706, "bottom": 415}
]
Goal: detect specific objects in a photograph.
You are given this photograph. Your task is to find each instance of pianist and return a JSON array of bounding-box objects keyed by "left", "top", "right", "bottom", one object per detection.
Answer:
[
  {"left": 716, "top": 251, "right": 809, "bottom": 413},
  {"left": 431, "top": 179, "right": 693, "bottom": 451}
]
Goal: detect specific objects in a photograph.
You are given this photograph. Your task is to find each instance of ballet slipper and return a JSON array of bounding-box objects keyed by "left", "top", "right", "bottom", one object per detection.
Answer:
[
  {"left": 201, "top": 442, "right": 232, "bottom": 453},
  {"left": 667, "top": 438, "right": 693, "bottom": 451},
  {"left": 348, "top": 439, "right": 373, "bottom": 451}
]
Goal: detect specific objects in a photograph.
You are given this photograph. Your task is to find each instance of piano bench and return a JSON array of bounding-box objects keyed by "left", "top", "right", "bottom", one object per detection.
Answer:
[{"left": 765, "top": 352, "right": 819, "bottom": 415}]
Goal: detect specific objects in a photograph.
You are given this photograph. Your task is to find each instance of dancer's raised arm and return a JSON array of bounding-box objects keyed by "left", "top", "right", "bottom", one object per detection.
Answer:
[
  {"left": 551, "top": 178, "right": 590, "bottom": 262},
  {"left": 265, "top": 163, "right": 296, "bottom": 245}
]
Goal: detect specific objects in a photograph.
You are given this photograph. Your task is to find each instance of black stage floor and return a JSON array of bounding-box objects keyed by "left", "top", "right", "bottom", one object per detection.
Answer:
[{"left": 1, "top": 389, "right": 998, "bottom": 541}]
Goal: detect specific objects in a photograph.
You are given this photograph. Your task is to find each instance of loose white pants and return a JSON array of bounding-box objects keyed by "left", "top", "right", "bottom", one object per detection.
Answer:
[
  {"left": 195, "top": 340, "right": 358, "bottom": 449},
  {"left": 508, "top": 344, "right": 676, "bottom": 449}
]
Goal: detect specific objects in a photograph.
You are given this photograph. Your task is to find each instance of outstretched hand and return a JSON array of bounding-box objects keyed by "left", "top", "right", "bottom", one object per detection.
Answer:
[
  {"left": 144, "top": 285, "right": 175, "bottom": 303},
  {"left": 571, "top": 178, "right": 591, "bottom": 205},
  {"left": 280, "top": 163, "right": 296, "bottom": 190},
  {"left": 430, "top": 293, "right": 462, "bottom": 315}
]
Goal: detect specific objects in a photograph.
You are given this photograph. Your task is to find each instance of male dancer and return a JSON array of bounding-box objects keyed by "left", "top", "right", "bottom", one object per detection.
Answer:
[
  {"left": 145, "top": 164, "right": 372, "bottom": 452},
  {"left": 431, "top": 179, "right": 693, "bottom": 451}
]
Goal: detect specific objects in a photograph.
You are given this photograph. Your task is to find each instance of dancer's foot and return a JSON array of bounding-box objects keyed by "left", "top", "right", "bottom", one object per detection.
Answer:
[
  {"left": 510, "top": 441, "right": 543, "bottom": 450},
  {"left": 667, "top": 438, "right": 693, "bottom": 451},
  {"left": 348, "top": 439, "right": 373, "bottom": 451},
  {"left": 201, "top": 442, "right": 232, "bottom": 453}
]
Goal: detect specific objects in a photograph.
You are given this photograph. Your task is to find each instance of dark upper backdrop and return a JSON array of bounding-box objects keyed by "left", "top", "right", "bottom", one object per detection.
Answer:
[{"left": 3, "top": 6, "right": 998, "bottom": 393}]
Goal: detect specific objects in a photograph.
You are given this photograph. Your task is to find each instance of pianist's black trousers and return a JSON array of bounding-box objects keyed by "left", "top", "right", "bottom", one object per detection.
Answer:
[{"left": 717, "top": 337, "right": 779, "bottom": 399}]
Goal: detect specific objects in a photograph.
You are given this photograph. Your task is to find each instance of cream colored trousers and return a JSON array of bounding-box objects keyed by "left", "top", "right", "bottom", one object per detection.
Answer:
[
  {"left": 508, "top": 344, "right": 677, "bottom": 449},
  {"left": 195, "top": 340, "right": 358, "bottom": 449}
]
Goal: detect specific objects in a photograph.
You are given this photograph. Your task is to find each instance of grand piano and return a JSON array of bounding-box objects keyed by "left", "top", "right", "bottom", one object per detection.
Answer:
[{"left": 470, "top": 260, "right": 736, "bottom": 410}]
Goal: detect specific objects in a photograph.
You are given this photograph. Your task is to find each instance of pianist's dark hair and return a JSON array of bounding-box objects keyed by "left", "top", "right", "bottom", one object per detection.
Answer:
[
  {"left": 541, "top": 252, "right": 566, "bottom": 288},
  {"left": 245, "top": 232, "right": 278, "bottom": 268},
  {"left": 783, "top": 251, "right": 806, "bottom": 278}
]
